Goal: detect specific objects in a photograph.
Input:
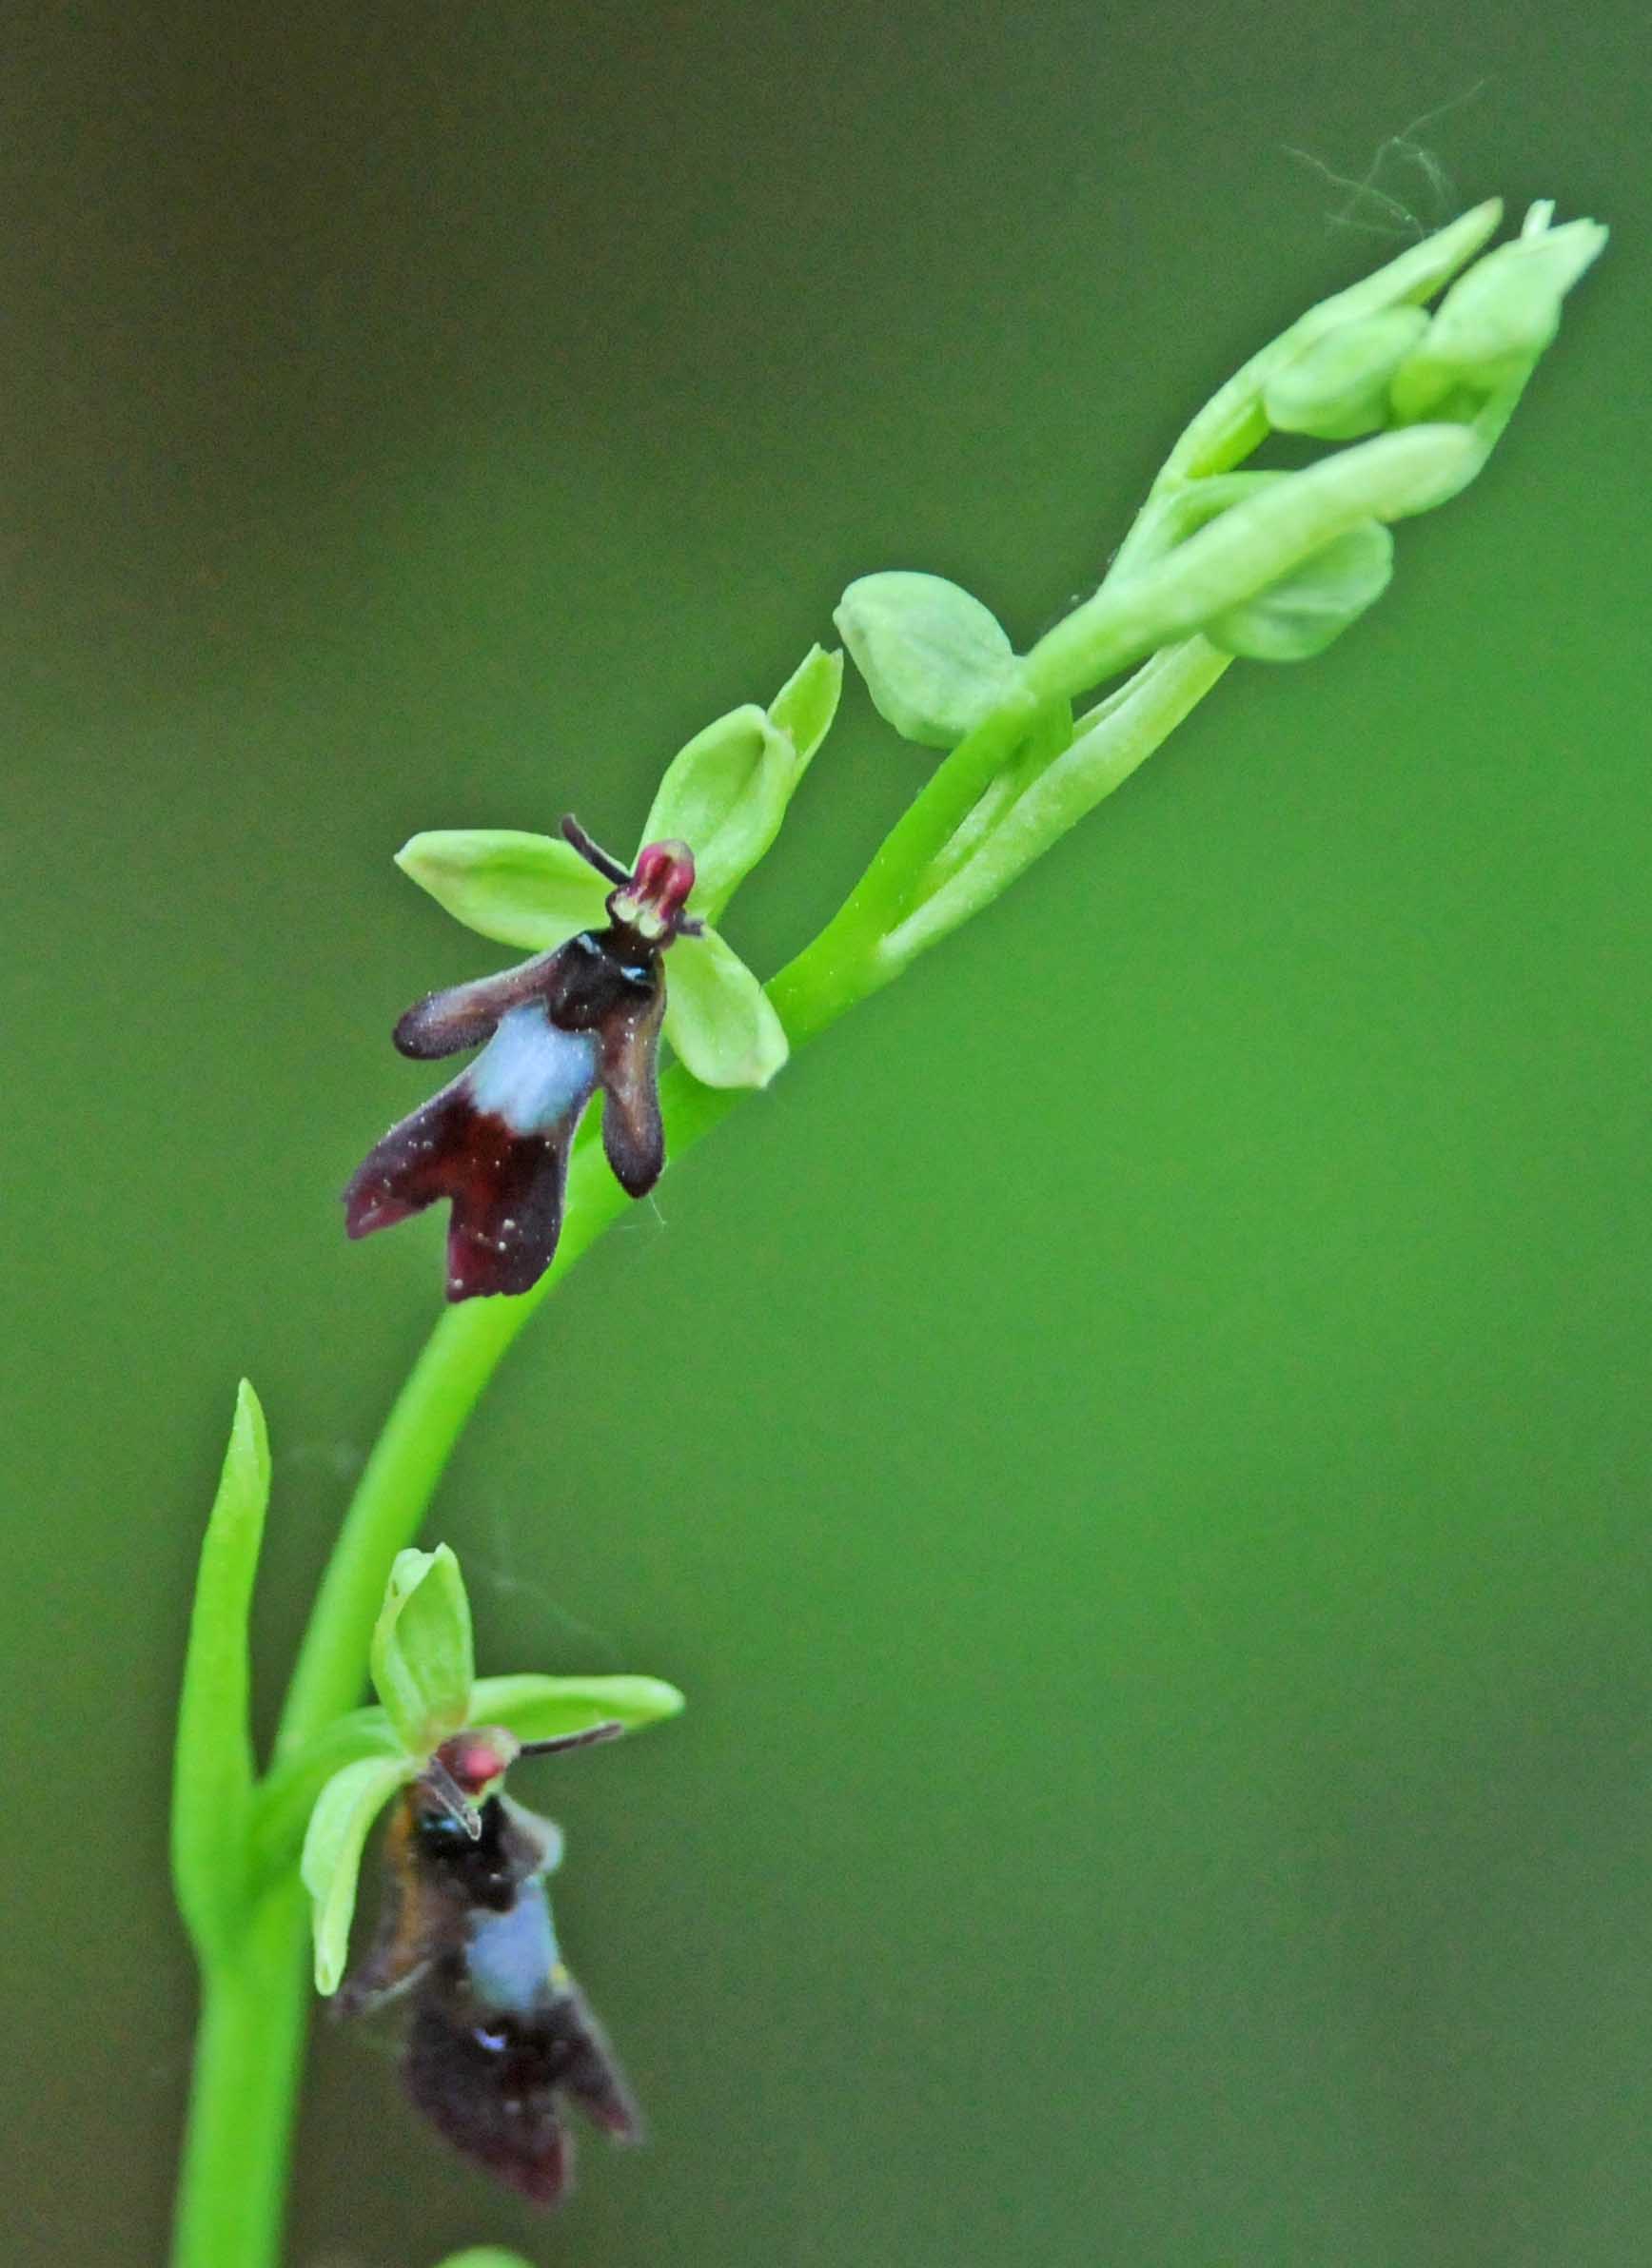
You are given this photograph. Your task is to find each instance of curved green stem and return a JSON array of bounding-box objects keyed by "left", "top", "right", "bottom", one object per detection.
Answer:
[
  {"left": 168, "top": 640, "right": 1225, "bottom": 2268},
  {"left": 169, "top": 1884, "right": 309, "bottom": 2268}
]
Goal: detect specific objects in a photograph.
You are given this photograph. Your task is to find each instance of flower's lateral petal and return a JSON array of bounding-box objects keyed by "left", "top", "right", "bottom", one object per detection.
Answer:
[
  {"left": 396, "top": 831, "right": 609, "bottom": 950},
  {"left": 662, "top": 928, "right": 789, "bottom": 1089},
  {"left": 393, "top": 954, "right": 560, "bottom": 1060},
  {"left": 302, "top": 1754, "right": 416, "bottom": 1995}
]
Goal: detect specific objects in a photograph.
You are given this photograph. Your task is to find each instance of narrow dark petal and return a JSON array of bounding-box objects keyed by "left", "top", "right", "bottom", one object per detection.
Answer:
[
  {"left": 598, "top": 988, "right": 666, "bottom": 1198},
  {"left": 393, "top": 952, "right": 562, "bottom": 1061}
]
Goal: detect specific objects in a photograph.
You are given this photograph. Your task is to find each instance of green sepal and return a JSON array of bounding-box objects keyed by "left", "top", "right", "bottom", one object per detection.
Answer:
[
  {"left": 395, "top": 829, "right": 607, "bottom": 951},
  {"left": 642, "top": 646, "right": 842, "bottom": 923},
  {"left": 468, "top": 1670, "right": 686, "bottom": 1742},
  {"left": 767, "top": 643, "right": 844, "bottom": 771},
  {"left": 664, "top": 926, "right": 789, "bottom": 1088},
  {"left": 171, "top": 1380, "right": 271, "bottom": 1961},
  {"left": 1262, "top": 307, "right": 1430, "bottom": 440},
  {"left": 434, "top": 2252, "right": 536, "bottom": 2267},
  {"left": 1203, "top": 519, "right": 1394, "bottom": 663},
  {"left": 835, "top": 572, "right": 1022, "bottom": 749},
  {"left": 301, "top": 1753, "right": 415, "bottom": 1994},
  {"left": 370, "top": 1544, "right": 476, "bottom": 1753},
  {"left": 1389, "top": 216, "right": 1607, "bottom": 421}
]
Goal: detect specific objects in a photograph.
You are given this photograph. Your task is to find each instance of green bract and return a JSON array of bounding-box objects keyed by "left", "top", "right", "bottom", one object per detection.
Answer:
[
  {"left": 369, "top": 1545, "right": 474, "bottom": 1754},
  {"left": 396, "top": 646, "right": 839, "bottom": 1091},
  {"left": 295, "top": 1547, "right": 684, "bottom": 1994},
  {"left": 835, "top": 571, "right": 1022, "bottom": 748}
]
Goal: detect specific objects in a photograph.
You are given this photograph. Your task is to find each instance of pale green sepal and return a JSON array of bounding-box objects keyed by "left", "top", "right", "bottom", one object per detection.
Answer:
[
  {"left": 171, "top": 1379, "right": 271, "bottom": 1961},
  {"left": 1389, "top": 217, "right": 1607, "bottom": 421},
  {"left": 835, "top": 572, "right": 1022, "bottom": 749},
  {"left": 396, "top": 830, "right": 608, "bottom": 950},
  {"left": 301, "top": 1754, "right": 415, "bottom": 1994},
  {"left": 469, "top": 1671, "right": 686, "bottom": 1743},
  {"left": 640, "top": 704, "right": 798, "bottom": 921},
  {"left": 1263, "top": 307, "right": 1430, "bottom": 440},
  {"left": 435, "top": 2251, "right": 536, "bottom": 2267},
  {"left": 767, "top": 642, "right": 843, "bottom": 769},
  {"left": 663, "top": 927, "right": 789, "bottom": 1088},
  {"left": 370, "top": 1545, "right": 476, "bottom": 1753},
  {"left": 1204, "top": 520, "right": 1394, "bottom": 663}
]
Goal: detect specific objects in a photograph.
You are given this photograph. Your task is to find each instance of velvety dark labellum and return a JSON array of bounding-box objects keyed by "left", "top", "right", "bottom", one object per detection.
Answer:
[
  {"left": 341, "top": 1726, "right": 638, "bottom": 2209},
  {"left": 344, "top": 821, "right": 697, "bottom": 1300}
]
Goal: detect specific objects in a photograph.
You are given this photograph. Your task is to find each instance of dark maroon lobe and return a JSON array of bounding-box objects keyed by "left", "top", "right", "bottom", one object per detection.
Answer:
[{"left": 344, "top": 1085, "right": 576, "bottom": 1301}]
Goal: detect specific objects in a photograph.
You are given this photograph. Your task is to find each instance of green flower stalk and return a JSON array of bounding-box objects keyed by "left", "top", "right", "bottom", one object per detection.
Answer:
[{"left": 170, "top": 195, "right": 1604, "bottom": 2268}]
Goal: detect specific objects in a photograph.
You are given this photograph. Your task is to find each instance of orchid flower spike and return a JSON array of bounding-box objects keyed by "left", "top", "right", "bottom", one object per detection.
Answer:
[{"left": 344, "top": 820, "right": 699, "bottom": 1300}]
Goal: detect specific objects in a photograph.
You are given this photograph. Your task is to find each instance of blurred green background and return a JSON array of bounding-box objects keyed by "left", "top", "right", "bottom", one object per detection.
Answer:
[{"left": 5, "top": 5, "right": 1648, "bottom": 2264}]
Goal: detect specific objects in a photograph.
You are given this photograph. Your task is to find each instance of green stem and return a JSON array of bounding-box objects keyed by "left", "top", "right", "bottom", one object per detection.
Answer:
[
  {"left": 169, "top": 1883, "right": 309, "bottom": 2268},
  {"left": 169, "top": 637, "right": 1224, "bottom": 2268}
]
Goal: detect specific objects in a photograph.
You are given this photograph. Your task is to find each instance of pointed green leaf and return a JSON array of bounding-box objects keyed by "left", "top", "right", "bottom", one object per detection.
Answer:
[
  {"left": 172, "top": 1379, "right": 271, "bottom": 1960},
  {"left": 370, "top": 1544, "right": 475, "bottom": 1754},
  {"left": 835, "top": 572, "right": 1022, "bottom": 749},
  {"left": 663, "top": 927, "right": 789, "bottom": 1088},
  {"left": 1263, "top": 307, "right": 1430, "bottom": 440},
  {"left": 1204, "top": 519, "right": 1394, "bottom": 662},
  {"left": 469, "top": 1671, "right": 686, "bottom": 1744},
  {"left": 302, "top": 1754, "right": 414, "bottom": 1994},
  {"left": 396, "top": 830, "right": 608, "bottom": 949}
]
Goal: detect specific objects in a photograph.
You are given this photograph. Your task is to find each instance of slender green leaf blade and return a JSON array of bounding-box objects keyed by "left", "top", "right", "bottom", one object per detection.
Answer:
[{"left": 171, "top": 1379, "right": 271, "bottom": 1959}]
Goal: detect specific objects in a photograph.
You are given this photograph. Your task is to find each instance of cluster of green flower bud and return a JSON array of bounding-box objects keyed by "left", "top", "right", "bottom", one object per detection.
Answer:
[
  {"left": 1267, "top": 205, "right": 1606, "bottom": 441},
  {"left": 831, "top": 199, "right": 1604, "bottom": 761}
]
